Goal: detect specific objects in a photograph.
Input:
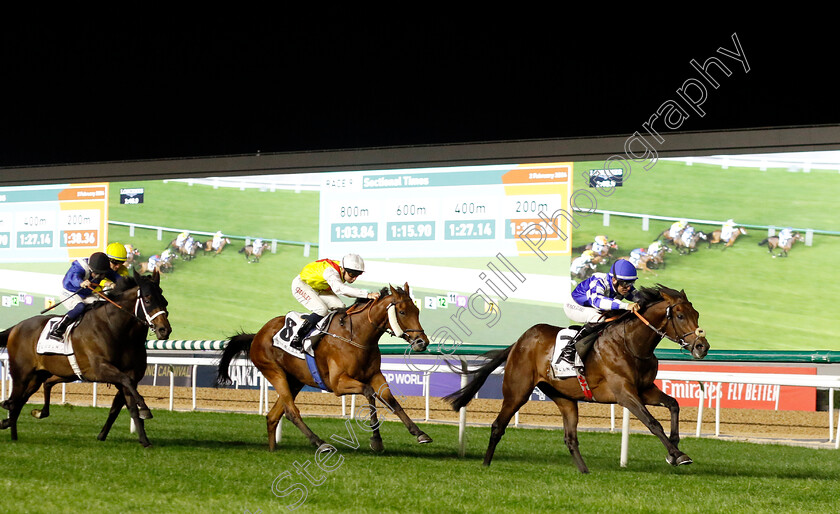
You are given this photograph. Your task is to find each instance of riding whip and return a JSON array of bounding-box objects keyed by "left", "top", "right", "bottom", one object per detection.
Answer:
[{"left": 39, "top": 287, "right": 84, "bottom": 314}]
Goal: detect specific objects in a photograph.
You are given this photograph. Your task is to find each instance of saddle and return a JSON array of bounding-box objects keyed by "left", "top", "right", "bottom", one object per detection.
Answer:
[
  {"left": 36, "top": 318, "right": 81, "bottom": 355},
  {"left": 271, "top": 311, "right": 335, "bottom": 357}
]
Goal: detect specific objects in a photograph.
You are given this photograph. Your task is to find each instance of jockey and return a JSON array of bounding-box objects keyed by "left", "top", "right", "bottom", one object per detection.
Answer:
[
  {"left": 591, "top": 235, "right": 609, "bottom": 254},
  {"left": 560, "top": 259, "right": 642, "bottom": 366},
  {"left": 289, "top": 253, "right": 381, "bottom": 351},
  {"left": 570, "top": 250, "right": 596, "bottom": 279},
  {"left": 211, "top": 231, "right": 225, "bottom": 250},
  {"left": 628, "top": 247, "right": 647, "bottom": 268},
  {"left": 175, "top": 231, "right": 190, "bottom": 249},
  {"left": 48, "top": 251, "right": 122, "bottom": 340},
  {"left": 102, "top": 242, "right": 131, "bottom": 285},
  {"left": 679, "top": 224, "right": 696, "bottom": 247},
  {"left": 778, "top": 227, "right": 793, "bottom": 247},
  {"left": 720, "top": 219, "right": 736, "bottom": 243},
  {"left": 647, "top": 240, "right": 663, "bottom": 255},
  {"left": 668, "top": 219, "right": 687, "bottom": 240}
]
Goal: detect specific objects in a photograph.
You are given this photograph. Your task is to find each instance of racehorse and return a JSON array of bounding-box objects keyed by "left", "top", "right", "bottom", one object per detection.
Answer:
[
  {"left": 0, "top": 270, "right": 171, "bottom": 446},
  {"left": 179, "top": 237, "right": 203, "bottom": 261},
  {"left": 758, "top": 232, "right": 805, "bottom": 257},
  {"left": 239, "top": 241, "right": 270, "bottom": 263},
  {"left": 124, "top": 244, "right": 141, "bottom": 269},
  {"left": 445, "top": 284, "right": 709, "bottom": 473},
  {"left": 674, "top": 230, "right": 707, "bottom": 255},
  {"left": 216, "top": 284, "right": 433, "bottom": 452},
  {"left": 707, "top": 227, "right": 748, "bottom": 249},
  {"left": 204, "top": 237, "right": 231, "bottom": 256}
]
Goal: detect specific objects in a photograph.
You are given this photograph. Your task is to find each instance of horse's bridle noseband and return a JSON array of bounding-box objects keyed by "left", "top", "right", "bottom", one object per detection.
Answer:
[
  {"left": 134, "top": 289, "right": 168, "bottom": 328},
  {"left": 633, "top": 302, "right": 704, "bottom": 351}
]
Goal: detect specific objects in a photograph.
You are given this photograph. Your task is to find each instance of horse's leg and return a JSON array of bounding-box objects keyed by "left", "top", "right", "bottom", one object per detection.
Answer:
[
  {"left": 542, "top": 388, "right": 589, "bottom": 473},
  {"left": 96, "top": 387, "right": 127, "bottom": 441},
  {"left": 367, "top": 373, "right": 432, "bottom": 446},
  {"left": 1, "top": 371, "right": 46, "bottom": 440},
  {"left": 614, "top": 385, "right": 690, "bottom": 466},
  {"left": 120, "top": 384, "right": 153, "bottom": 447},
  {"left": 640, "top": 385, "right": 682, "bottom": 451},
  {"left": 484, "top": 374, "right": 534, "bottom": 467},
  {"left": 264, "top": 369, "right": 325, "bottom": 450},
  {"left": 31, "top": 375, "right": 65, "bottom": 419},
  {"left": 85, "top": 363, "right": 153, "bottom": 419}
]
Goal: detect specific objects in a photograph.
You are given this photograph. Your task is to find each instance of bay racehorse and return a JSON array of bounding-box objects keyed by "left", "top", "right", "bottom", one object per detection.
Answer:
[
  {"left": 216, "top": 284, "right": 433, "bottom": 452},
  {"left": 0, "top": 270, "right": 171, "bottom": 446},
  {"left": 758, "top": 232, "right": 805, "bottom": 257},
  {"left": 445, "top": 285, "right": 709, "bottom": 473},
  {"left": 707, "top": 227, "right": 748, "bottom": 249},
  {"left": 204, "top": 236, "right": 231, "bottom": 256},
  {"left": 239, "top": 241, "right": 270, "bottom": 263}
]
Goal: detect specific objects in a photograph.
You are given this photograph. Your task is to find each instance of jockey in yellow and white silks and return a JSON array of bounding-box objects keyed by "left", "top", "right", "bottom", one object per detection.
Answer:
[
  {"left": 289, "top": 253, "right": 380, "bottom": 350},
  {"left": 175, "top": 231, "right": 190, "bottom": 249},
  {"left": 211, "top": 231, "right": 225, "bottom": 250},
  {"left": 720, "top": 219, "right": 736, "bottom": 243},
  {"left": 668, "top": 219, "right": 687, "bottom": 240}
]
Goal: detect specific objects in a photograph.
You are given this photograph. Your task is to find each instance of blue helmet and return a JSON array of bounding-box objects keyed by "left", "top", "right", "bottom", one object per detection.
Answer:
[{"left": 610, "top": 259, "right": 638, "bottom": 281}]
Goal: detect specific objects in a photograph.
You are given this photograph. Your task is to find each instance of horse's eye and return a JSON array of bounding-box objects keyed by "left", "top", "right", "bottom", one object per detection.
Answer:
[
  {"left": 677, "top": 314, "right": 684, "bottom": 320},
  {"left": 400, "top": 311, "right": 406, "bottom": 315}
]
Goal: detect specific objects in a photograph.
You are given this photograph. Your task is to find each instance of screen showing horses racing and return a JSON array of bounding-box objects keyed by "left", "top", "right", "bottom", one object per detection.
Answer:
[{"left": 0, "top": 150, "right": 836, "bottom": 353}]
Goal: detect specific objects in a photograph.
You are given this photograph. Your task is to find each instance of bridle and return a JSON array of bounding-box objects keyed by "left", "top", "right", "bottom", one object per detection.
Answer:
[
  {"left": 134, "top": 288, "right": 168, "bottom": 328},
  {"left": 632, "top": 301, "right": 704, "bottom": 351},
  {"left": 337, "top": 294, "right": 427, "bottom": 348}
]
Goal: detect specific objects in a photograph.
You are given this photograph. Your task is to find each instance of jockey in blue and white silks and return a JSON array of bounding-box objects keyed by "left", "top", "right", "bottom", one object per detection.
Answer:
[
  {"left": 778, "top": 227, "right": 793, "bottom": 247},
  {"left": 564, "top": 259, "right": 642, "bottom": 324}
]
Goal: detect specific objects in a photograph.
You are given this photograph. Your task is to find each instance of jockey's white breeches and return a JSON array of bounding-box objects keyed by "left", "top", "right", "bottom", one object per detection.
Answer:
[
  {"left": 563, "top": 300, "right": 608, "bottom": 324},
  {"left": 291, "top": 276, "right": 345, "bottom": 317}
]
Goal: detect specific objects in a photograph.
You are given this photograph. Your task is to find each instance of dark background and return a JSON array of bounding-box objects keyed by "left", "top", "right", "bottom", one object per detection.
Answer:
[{"left": 1, "top": 21, "right": 836, "bottom": 168}]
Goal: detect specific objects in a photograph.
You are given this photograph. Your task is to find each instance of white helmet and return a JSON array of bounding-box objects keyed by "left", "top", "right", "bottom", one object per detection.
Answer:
[{"left": 341, "top": 253, "right": 365, "bottom": 273}]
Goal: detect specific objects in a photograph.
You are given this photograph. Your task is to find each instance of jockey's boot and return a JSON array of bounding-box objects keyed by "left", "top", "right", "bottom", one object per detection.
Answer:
[
  {"left": 48, "top": 315, "right": 74, "bottom": 340},
  {"left": 290, "top": 313, "right": 323, "bottom": 351},
  {"left": 558, "top": 341, "right": 576, "bottom": 366},
  {"left": 571, "top": 322, "right": 601, "bottom": 361}
]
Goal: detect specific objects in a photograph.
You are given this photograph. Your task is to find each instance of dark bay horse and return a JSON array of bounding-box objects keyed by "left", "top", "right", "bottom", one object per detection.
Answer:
[
  {"left": 0, "top": 270, "right": 171, "bottom": 446},
  {"left": 216, "top": 284, "right": 432, "bottom": 452},
  {"left": 445, "top": 285, "right": 709, "bottom": 473},
  {"left": 758, "top": 232, "right": 805, "bottom": 257}
]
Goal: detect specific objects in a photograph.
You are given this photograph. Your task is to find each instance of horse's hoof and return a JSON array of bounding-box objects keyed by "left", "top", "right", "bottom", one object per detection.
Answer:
[
  {"left": 417, "top": 433, "right": 433, "bottom": 444},
  {"left": 30, "top": 409, "right": 47, "bottom": 419},
  {"left": 139, "top": 409, "right": 153, "bottom": 420},
  {"left": 0, "top": 419, "right": 9, "bottom": 430},
  {"left": 369, "top": 439, "right": 385, "bottom": 453},
  {"left": 666, "top": 454, "right": 693, "bottom": 466}
]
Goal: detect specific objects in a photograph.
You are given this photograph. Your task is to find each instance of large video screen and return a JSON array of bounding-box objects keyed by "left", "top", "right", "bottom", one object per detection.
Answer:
[{"left": 1, "top": 150, "right": 837, "bottom": 351}]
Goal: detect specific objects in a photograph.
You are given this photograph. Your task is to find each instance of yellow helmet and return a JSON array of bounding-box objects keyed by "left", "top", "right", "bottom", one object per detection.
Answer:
[
  {"left": 583, "top": 250, "right": 596, "bottom": 259},
  {"left": 105, "top": 242, "right": 127, "bottom": 262},
  {"left": 595, "top": 235, "right": 608, "bottom": 245}
]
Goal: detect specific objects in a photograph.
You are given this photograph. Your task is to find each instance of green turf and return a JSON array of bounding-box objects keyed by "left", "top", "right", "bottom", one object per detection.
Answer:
[{"left": 2, "top": 405, "right": 838, "bottom": 513}]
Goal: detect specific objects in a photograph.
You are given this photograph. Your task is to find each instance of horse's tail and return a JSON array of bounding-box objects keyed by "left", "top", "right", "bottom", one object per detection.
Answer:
[
  {"left": 444, "top": 345, "right": 513, "bottom": 411},
  {"left": 758, "top": 238, "right": 768, "bottom": 246},
  {"left": 0, "top": 327, "right": 11, "bottom": 348},
  {"left": 238, "top": 246, "right": 246, "bottom": 254},
  {"left": 215, "top": 332, "right": 256, "bottom": 386}
]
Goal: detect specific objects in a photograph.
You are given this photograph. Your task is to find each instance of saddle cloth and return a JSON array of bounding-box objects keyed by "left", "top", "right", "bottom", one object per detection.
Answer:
[
  {"left": 551, "top": 327, "right": 584, "bottom": 378},
  {"left": 271, "top": 311, "right": 333, "bottom": 358},
  {"left": 35, "top": 318, "right": 80, "bottom": 355}
]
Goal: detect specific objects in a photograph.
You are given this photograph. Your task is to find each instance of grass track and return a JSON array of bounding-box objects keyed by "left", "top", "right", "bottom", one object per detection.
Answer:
[{"left": 2, "top": 405, "right": 838, "bottom": 513}]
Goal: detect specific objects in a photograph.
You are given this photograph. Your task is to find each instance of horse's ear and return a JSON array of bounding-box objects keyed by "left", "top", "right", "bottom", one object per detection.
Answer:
[
  {"left": 152, "top": 268, "right": 161, "bottom": 285},
  {"left": 404, "top": 282, "right": 410, "bottom": 295},
  {"left": 389, "top": 283, "right": 397, "bottom": 296},
  {"left": 133, "top": 268, "right": 141, "bottom": 281},
  {"left": 661, "top": 291, "right": 675, "bottom": 303}
]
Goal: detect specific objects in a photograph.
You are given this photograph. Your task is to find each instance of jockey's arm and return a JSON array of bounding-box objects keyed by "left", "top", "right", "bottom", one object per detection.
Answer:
[{"left": 323, "top": 266, "right": 370, "bottom": 299}]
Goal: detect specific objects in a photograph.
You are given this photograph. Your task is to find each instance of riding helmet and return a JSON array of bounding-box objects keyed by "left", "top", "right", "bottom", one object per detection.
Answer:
[
  {"left": 341, "top": 253, "right": 365, "bottom": 273},
  {"left": 88, "top": 252, "right": 112, "bottom": 274},
  {"left": 105, "top": 242, "right": 127, "bottom": 262},
  {"left": 609, "top": 259, "right": 638, "bottom": 281}
]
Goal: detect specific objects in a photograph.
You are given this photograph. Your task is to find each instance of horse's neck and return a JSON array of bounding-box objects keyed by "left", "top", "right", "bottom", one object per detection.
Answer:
[{"left": 627, "top": 307, "right": 667, "bottom": 356}]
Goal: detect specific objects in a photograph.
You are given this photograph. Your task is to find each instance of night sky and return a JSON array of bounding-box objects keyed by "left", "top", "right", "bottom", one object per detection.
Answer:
[{"left": 1, "top": 22, "right": 836, "bottom": 168}]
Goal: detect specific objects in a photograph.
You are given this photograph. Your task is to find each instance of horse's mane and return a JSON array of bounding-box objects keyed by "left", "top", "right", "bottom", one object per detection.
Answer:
[
  {"left": 599, "top": 283, "right": 687, "bottom": 321},
  {"left": 337, "top": 286, "right": 405, "bottom": 316}
]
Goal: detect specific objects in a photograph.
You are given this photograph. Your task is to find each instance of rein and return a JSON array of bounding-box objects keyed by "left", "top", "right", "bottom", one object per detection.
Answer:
[
  {"left": 327, "top": 295, "right": 425, "bottom": 349},
  {"left": 632, "top": 304, "right": 699, "bottom": 351},
  {"left": 89, "top": 286, "right": 166, "bottom": 329}
]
